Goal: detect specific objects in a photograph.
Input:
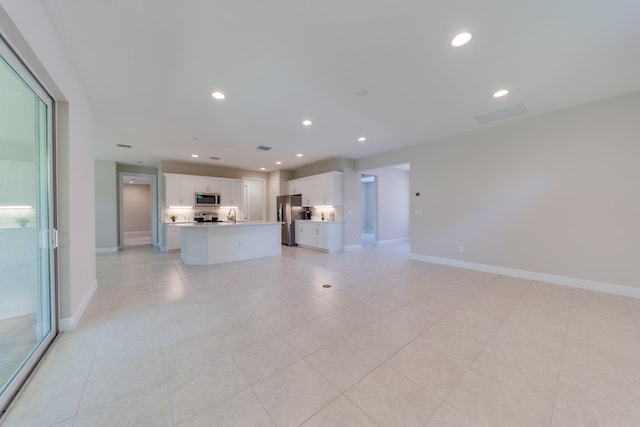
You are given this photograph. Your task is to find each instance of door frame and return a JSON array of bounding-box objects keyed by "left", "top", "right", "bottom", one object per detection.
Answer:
[
  {"left": 118, "top": 172, "right": 158, "bottom": 249},
  {"left": 241, "top": 177, "right": 266, "bottom": 221},
  {"left": 0, "top": 34, "right": 58, "bottom": 415},
  {"left": 361, "top": 174, "right": 378, "bottom": 245}
]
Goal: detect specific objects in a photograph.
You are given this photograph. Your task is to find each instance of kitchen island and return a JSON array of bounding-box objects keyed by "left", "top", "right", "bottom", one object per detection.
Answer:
[{"left": 169, "top": 221, "right": 283, "bottom": 265}]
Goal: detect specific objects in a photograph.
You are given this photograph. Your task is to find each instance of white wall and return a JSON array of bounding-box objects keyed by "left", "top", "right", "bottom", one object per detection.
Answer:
[
  {"left": 1, "top": 0, "right": 97, "bottom": 329},
  {"left": 357, "top": 91, "right": 640, "bottom": 290},
  {"left": 95, "top": 160, "right": 117, "bottom": 250},
  {"left": 123, "top": 184, "right": 151, "bottom": 232}
]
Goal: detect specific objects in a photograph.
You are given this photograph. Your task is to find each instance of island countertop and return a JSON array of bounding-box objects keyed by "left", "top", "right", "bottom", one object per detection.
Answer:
[
  {"left": 175, "top": 221, "right": 283, "bottom": 265},
  {"left": 169, "top": 221, "right": 283, "bottom": 228}
]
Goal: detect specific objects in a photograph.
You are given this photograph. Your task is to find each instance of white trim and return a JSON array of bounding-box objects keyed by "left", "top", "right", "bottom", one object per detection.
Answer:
[
  {"left": 242, "top": 176, "right": 266, "bottom": 221},
  {"left": 59, "top": 278, "right": 97, "bottom": 331},
  {"left": 118, "top": 172, "right": 158, "bottom": 249},
  {"left": 344, "top": 244, "right": 363, "bottom": 251},
  {"left": 96, "top": 247, "right": 118, "bottom": 254},
  {"left": 409, "top": 254, "right": 640, "bottom": 299},
  {"left": 378, "top": 237, "right": 409, "bottom": 245}
]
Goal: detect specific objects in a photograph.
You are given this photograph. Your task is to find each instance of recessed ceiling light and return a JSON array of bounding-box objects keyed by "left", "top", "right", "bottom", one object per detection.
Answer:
[
  {"left": 357, "top": 137, "right": 366, "bottom": 142},
  {"left": 211, "top": 91, "right": 225, "bottom": 100},
  {"left": 297, "top": 154, "right": 303, "bottom": 157},
  {"left": 260, "top": 167, "right": 266, "bottom": 171},
  {"left": 451, "top": 32, "right": 472, "bottom": 47},
  {"left": 276, "top": 161, "right": 282, "bottom": 165},
  {"left": 493, "top": 89, "right": 509, "bottom": 98},
  {"left": 191, "top": 154, "right": 199, "bottom": 158},
  {"left": 128, "top": 181, "right": 134, "bottom": 184},
  {"left": 302, "top": 120, "right": 312, "bottom": 126}
]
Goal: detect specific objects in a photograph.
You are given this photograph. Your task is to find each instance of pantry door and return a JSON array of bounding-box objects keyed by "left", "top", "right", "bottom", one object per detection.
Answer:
[{"left": 0, "top": 37, "right": 57, "bottom": 414}]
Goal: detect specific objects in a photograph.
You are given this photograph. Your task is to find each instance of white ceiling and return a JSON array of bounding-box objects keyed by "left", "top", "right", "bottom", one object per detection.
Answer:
[{"left": 41, "top": 0, "right": 640, "bottom": 172}]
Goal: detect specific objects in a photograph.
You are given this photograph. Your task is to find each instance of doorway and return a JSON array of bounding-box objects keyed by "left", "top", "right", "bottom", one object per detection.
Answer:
[
  {"left": 243, "top": 178, "right": 265, "bottom": 221},
  {"left": 0, "top": 38, "right": 57, "bottom": 413},
  {"left": 361, "top": 174, "right": 377, "bottom": 246},
  {"left": 122, "top": 176, "right": 151, "bottom": 247},
  {"left": 118, "top": 173, "right": 158, "bottom": 249}
]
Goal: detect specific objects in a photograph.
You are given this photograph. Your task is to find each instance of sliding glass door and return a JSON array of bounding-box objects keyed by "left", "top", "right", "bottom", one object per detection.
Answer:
[{"left": 0, "top": 37, "right": 56, "bottom": 413}]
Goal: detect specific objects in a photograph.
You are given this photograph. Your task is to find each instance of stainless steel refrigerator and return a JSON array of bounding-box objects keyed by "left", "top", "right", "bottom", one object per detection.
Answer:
[{"left": 277, "top": 195, "right": 303, "bottom": 245}]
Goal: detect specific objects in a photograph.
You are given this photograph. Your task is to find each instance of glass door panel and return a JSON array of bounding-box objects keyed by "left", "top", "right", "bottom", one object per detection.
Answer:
[{"left": 0, "top": 39, "right": 55, "bottom": 413}]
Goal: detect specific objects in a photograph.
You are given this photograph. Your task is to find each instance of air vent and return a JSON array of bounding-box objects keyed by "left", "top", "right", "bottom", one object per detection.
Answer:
[
  {"left": 256, "top": 145, "right": 272, "bottom": 151},
  {"left": 209, "top": 156, "right": 221, "bottom": 160},
  {"left": 116, "top": 144, "right": 132, "bottom": 149},
  {"left": 474, "top": 103, "right": 528, "bottom": 124}
]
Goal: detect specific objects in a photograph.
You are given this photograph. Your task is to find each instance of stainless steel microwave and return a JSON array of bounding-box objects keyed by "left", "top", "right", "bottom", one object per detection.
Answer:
[{"left": 195, "top": 192, "right": 221, "bottom": 207}]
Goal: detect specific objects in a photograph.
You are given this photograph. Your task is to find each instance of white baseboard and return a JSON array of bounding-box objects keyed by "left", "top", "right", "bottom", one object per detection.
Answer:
[
  {"left": 59, "top": 278, "right": 97, "bottom": 331},
  {"left": 96, "top": 247, "right": 118, "bottom": 254},
  {"left": 409, "top": 254, "right": 640, "bottom": 299},
  {"left": 378, "top": 237, "right": 409, "bottom": 245},
  {"left": 344, "top": 244, "right": 363, "bottom": 251}
]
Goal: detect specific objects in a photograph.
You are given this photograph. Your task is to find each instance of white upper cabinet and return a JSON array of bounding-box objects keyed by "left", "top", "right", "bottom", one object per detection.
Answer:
[
  {"left": 194, "top": 176, "right": 220, "bottom": 194},
  {"left": 314, "top": 172, "right": 343, "bottom": 206},
  {"left": 219, "top": 178, "right": 242, "bottom": 207},
  {"left": 165, "top": 173, "right": 195, "bottom": 207},
  {"left": 287, "top": 172, "right": 343, "bottom": 207},
  {"left": 166, "top": 173, "right": 243, "bottom": 208},
  {"left": 288, "top": 178, "right": 310, "bottom": 206}
]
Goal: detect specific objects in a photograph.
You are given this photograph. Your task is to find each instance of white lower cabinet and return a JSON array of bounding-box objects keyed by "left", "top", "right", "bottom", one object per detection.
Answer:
[
  {"left": 166, "top": 224, "right": 181, "bottom": 251},
  {"left": 295, "top": 220, "right": 343, "bottom": 252}
]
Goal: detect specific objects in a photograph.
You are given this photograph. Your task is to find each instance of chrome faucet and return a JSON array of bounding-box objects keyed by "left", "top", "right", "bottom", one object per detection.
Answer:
[{"left": 228, "top": 208, "right": 237, "bottom": 224}]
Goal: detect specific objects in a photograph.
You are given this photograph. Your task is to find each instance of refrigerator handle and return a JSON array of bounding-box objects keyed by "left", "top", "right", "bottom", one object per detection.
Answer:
[{"left": 277, "top": 202, "right": 282, "bottom": 222}]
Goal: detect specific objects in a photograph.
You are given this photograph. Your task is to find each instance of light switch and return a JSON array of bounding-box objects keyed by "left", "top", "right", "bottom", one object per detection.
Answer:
[{"left": 414, "top": 209, "right": 422, "bottom": 215}]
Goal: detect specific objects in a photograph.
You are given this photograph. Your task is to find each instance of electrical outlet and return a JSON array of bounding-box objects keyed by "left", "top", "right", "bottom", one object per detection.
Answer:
[
  {"left": 458, "top": 245, "right": 464, "bottom": 253},
  {"left": 415, "top": 209, "right": 422, "bottom": 215}
]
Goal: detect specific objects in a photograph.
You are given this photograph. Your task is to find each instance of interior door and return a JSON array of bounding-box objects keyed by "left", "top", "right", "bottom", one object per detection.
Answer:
[{"left": 0, "top": 37, "right": 57, "bottom": 413}]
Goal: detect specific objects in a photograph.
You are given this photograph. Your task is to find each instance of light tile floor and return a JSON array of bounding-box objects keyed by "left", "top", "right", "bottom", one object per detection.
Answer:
[
  {"left": 2, "top": 242, "right": 640, "bottom": 426},
  {"left": 124, "top": 231, "right": 152, "bottom": 248},
  {"left": 0, "top": 314, "right": 36, "bottom": 391}
]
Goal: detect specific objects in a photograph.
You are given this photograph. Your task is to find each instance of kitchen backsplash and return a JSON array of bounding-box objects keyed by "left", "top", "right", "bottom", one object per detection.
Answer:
[
  {"left": 165, "top": 207, "right": 244, "bottom": 222},
  {"left": 308, "top": 206, "right": 343, "bottom": 221}
]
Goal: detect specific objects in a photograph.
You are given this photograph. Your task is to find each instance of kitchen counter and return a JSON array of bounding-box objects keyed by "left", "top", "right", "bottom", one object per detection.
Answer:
[
  {"left": 171, "top": 221, "right": 283, "bottom": 265},
  {"left": 169, "top": 221, "right": 282, "bottom": 228},
  {"left": 294, "top": 220, "right": 343, "bottom": 223}
]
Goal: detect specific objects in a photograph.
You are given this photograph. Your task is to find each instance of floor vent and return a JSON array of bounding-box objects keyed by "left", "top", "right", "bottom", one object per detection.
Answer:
[
  {"left": 474, "top": 103, "right": 528, "bottom": 124},
  {"left": 116, "top": 144, "right": 132, "bottom": 148}
]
